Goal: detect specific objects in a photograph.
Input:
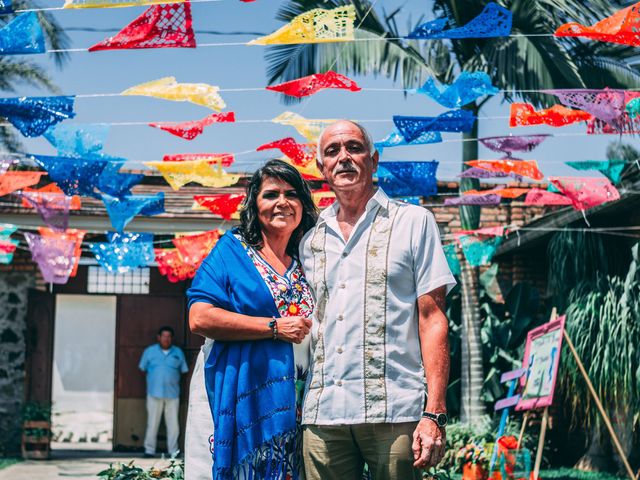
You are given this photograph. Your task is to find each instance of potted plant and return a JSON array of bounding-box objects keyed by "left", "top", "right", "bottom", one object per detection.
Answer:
[
  {"left": 457, "top": 442, "right": 489, "bottom": 480},
  {"left": 21, "top": 402, "right": 52, "bottom": 460}
]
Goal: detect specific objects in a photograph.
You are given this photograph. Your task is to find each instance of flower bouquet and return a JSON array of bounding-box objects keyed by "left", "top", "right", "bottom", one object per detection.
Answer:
[{"left": 456, "top": 442, "right": 489, "bottom": 480}]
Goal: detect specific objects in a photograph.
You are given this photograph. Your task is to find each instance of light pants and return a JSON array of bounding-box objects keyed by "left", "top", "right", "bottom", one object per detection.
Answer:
[
  {"left": 184, "top": 342, "right": 214, "bottom": 480},
  {"left": 303, "top": 422, "right": 421, "bottom": 480},
  {"left": 144, "top": 396, "right": 180, "bottom": 455}
]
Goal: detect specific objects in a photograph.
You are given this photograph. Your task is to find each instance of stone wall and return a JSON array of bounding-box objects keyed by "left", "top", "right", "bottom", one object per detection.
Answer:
[{"left": 0, "top": 270, "right": 35, "bottom": 454}]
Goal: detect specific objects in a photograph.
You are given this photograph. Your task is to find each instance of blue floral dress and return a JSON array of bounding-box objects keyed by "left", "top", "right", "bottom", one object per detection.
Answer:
[{"left": 236, "top": 233, "right": 314, "bottom": 419}]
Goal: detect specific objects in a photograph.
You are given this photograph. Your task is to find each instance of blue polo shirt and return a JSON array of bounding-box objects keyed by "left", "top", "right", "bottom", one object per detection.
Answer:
[{"left": 139, "top": 344, "right": 189, "bottom": 399}]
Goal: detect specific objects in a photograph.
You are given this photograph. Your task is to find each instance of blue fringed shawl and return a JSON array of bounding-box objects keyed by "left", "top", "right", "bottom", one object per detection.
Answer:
[{"left": 187, "top": 231, "right": 298, "bottom": 479}]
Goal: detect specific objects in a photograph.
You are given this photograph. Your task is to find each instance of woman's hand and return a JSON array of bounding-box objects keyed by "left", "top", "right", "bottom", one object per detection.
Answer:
[{"left": 276, "top": 316, "right": 312, "bottom": 344}]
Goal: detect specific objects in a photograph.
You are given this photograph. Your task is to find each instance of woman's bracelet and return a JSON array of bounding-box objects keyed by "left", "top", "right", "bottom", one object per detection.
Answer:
[{"left": 268, "top": 317, "right": 278, "bottom": 340}]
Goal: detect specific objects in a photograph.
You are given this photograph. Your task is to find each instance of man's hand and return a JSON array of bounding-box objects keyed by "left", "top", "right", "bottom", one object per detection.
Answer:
[
  {"left": 276, "top": 316, "right": 312, "bottom": 344},
  {"left": 412, "top": 418, "right": 446, "bottom": 469}
]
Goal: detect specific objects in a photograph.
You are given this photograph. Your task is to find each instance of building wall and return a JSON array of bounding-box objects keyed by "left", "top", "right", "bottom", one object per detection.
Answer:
[
  {"left": 0, "top": 268, "right": 35, "bottom": 454},
  {"left": 430, "top": 182, "right": 551, "bottom": 294}
]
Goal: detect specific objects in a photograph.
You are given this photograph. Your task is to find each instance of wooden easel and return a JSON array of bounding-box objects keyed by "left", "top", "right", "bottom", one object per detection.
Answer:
[{"left": 517, "top": 309, "right": 636, "bottom": 480}]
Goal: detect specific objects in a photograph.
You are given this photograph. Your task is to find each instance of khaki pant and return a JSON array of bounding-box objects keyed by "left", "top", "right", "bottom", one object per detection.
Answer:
[{"left": 303, "top": 422, "right": 421, "bottom": 480}]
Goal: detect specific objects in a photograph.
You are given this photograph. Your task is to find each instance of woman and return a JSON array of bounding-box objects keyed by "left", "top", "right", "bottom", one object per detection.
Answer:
[{"left": 186, "top": 159, "right": 318, "bottom": 480}]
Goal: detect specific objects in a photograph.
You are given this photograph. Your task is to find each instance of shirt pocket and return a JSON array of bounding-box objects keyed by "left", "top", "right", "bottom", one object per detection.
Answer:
[{"left": 166, "top": 355, "right": 182, "bottom": 369}]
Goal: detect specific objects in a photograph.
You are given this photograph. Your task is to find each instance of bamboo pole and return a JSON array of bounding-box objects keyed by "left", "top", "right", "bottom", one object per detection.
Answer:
[
  {"left": 533, "top": 407, "right": 549, "bottom": 480},
  {"left": 563, "top": 330, "right": 636, "bottom": 480},
  {"left": 516, "top": 412, "right": 529, "bottom": 450}
]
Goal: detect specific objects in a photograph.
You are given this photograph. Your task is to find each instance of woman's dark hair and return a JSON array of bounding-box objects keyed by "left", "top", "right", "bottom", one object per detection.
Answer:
[{"left": 238, "top": 159, "right": 318, "bottom": 257}]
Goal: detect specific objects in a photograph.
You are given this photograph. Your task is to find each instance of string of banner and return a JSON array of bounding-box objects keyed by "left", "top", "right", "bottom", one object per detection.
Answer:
[{"left": 1, "top": 1, "right": 640, "bottom": 283}]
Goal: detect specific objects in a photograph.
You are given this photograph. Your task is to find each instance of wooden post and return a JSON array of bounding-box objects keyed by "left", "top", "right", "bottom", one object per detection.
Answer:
[
  {"left": 516, "top": 412, "right": 529, "bottom": 450},
  {"left": 532, "top": 407, "right": 549, "bottom": 480},
  {"left": 563, "top": 330, "right": 636, "bottom": 480}
]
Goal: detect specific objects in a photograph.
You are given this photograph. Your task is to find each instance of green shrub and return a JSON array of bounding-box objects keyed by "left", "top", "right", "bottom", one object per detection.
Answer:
[{"left": 98, "top": 460, "right": 184, "bottom": 480}]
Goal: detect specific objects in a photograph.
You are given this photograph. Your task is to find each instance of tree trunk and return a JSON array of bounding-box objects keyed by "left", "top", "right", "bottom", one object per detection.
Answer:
[
  {"left": 611, "top": 404, "right": 636, "bottom": 474},
  {"left": 574, "top": 424, "right": 612, "bottom": 472},
  {"left": 459, "top": 256, "right": 485, "bottom": 422},
  {"left": 459, "top": 103, "right": 486, "bottom": 423}
]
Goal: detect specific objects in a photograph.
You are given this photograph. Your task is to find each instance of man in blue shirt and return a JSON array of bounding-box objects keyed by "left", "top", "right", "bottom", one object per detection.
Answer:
[{"left": 139, "top": 326, "right": 189, "bottom": 458}]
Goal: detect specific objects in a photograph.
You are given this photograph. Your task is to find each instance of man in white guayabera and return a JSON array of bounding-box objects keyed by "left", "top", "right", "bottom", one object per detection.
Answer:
[{"left": 299, "top": 120, "right": 456, "bottom": 479}]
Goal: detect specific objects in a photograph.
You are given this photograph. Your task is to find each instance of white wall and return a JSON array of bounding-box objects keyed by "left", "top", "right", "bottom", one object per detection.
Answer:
[{"left": 52, "top": 294, "right": 116, "bottom": 446}]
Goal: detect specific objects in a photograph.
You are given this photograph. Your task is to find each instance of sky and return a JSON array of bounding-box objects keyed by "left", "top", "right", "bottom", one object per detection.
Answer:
[{"left": 15, "top": 0, "right": 640, "bottom": 181}]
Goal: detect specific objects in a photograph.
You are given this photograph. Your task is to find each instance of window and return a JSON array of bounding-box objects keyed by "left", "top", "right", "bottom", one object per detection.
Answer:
[{"left": 87, "top": 267, "right": 150, "bottom": 294}]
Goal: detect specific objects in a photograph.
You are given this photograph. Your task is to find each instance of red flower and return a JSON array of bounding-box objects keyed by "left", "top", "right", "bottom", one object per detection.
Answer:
[{"left": 288, "top": 304, "right": 300, "bottom": 315}]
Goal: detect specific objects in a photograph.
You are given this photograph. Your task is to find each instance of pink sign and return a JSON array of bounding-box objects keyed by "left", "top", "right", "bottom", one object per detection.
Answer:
[{"left": 516, "top": 315, "right": 566, "bottom": 411}]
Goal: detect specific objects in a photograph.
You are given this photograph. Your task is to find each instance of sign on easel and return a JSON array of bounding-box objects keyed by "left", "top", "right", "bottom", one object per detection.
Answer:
[{"left": 516, "top": 315, "right": 565, "bottom": 412}]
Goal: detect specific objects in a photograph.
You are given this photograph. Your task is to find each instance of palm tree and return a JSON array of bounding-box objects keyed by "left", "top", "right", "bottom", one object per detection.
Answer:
[
  {"left": 265, "top": 0, "right": 640, "bottom": 423},
  {"left": 0, "top": 2, "right": 70, "bottom": 150}
]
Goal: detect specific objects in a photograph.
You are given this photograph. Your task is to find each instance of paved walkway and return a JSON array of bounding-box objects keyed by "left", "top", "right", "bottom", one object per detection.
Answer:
[{"left": 0, "top": 450, "right": 170, "bottom": 480}]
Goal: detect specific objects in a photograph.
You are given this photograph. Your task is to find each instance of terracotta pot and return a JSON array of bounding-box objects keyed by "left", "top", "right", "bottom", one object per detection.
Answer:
[{"left": 463, "top": 462, "right": 488, "bottom": 480}]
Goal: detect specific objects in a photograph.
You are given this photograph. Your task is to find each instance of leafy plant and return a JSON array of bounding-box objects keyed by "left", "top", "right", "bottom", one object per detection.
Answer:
[
  {"left": 560, "top": 244, "right": 640, "bottom": 432},
  {"left": 547, "top": 230, "right": 611, "bottom": 311},
  {"left": 21, "top": 402, "right": 52, "bottom": 438},
  {"left": 97, "top": 460, "right": 184, "bottom": 480},
  {"left": 606, "top": 142, "right": 640, "bottom": 185},
  {"left": 447, "top": 275, "right": 544, "bottom": 410},
  {"left": 22, "top": 402, "right": 52, "bottom": 422},
  {"left": 480, "top": 283, "right": 543, "bottom": 404},
  {"left": 438, "top": 419, "right": 494, "bottom": 473}
]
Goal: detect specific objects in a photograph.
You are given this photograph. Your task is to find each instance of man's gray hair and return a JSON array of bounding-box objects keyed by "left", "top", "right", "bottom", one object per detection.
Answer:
[{"left": 316, "top": 120, "right": 377, "bottom": 166}]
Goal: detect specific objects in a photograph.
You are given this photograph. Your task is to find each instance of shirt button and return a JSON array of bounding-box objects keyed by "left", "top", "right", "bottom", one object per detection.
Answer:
[
  {"left": 342, "top": 251, "right": 348, "bottom": 257},
  {"left": 339, "top": 283, "right": 346, "bottom": 289},
  {"left": 336, "top": 314, "right": 344, "bottom": 321},
  {"left": 336, "top": 380, "right": 343, "bottom": 387},
  {"left": 336, "top": 346, "right": 343, "bottom": 354}
]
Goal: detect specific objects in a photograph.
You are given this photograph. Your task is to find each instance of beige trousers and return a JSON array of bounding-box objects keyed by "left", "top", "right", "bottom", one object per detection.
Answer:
[
  {"left": 144, "top": 396, "right": 180, "bottom": 456},
  {"left": 303, "top": 422, "right": 421, "bottom": 480}
]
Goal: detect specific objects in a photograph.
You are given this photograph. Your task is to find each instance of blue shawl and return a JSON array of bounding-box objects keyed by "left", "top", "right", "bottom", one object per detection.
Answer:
[{"left": 187, "top": 231, "right": 298, "bottom": 480}]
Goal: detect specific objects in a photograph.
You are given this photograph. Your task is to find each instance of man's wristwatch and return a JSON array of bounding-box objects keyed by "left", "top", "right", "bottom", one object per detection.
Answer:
[{"left": 422, "top": 411, "right": 448, "bottom": 427}]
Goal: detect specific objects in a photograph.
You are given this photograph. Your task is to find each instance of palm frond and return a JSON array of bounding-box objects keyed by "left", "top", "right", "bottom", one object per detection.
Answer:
[
  {"left": 0, "top": 58, "right": 58, "bottom": 93},
  {"left": 0, "top": 125, "right": 23, "bottom": 152},
  {"left": 2, "top": 0, "right": 71, "bottom": 67},
  {"left": 265, "top": 0, "right": 434, "bottom": 98}
]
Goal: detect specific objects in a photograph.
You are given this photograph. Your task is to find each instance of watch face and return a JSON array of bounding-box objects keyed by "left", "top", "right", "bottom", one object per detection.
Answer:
[{"left": 436, "top": 413, "right": 448, "bottom": 427}]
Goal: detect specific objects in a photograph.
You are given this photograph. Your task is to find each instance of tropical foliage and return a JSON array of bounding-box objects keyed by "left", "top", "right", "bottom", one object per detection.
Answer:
[
  {"left": 607, "top": 142, "right": 640, "bottom": 186},
  {"left": 0, "top": 2, "right": 69, "bottom": 150},
  {"left": 547, "top": 230, "right": 612, "bottom": 311},
  {"left": 561, "top": 244, "right": 640, "bottom": 434},
  {"left": 447, "top": 276, "right": 544, "bottom": 409},
  {"left": 98, "top": 460, "right": 184, "bottom": 480},
  {"left": 548, "top": 229, "right": 640, "bottom": 470},
  {"left": 266, "top": 0, "right": 640, "bottom": 423},
  {"left": 480, "top": 283, "right": 543, "bottom": 403}
]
